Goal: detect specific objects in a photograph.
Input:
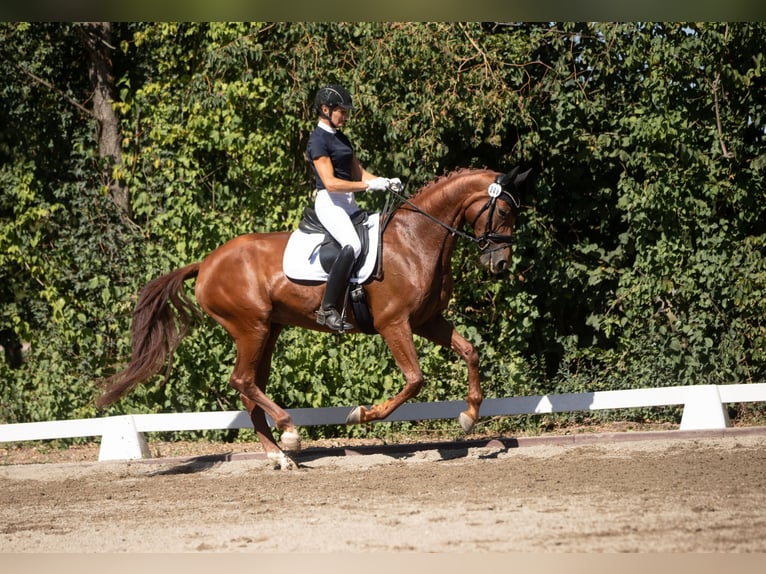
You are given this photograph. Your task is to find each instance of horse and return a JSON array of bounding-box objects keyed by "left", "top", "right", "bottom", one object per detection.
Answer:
[{"left": 96, "top": 166, "right": 532, "bottom": 469}]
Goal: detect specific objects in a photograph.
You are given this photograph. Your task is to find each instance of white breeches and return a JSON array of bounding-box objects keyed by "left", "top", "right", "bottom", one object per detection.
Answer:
[{"left": 314, "top": 189, "right": 362, "bottom": 258}]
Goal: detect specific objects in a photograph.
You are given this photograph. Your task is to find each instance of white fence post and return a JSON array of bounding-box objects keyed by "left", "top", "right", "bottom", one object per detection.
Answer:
[
  {"left": 679, "top": 385, "right": 731, "bottom": 431},
  {"left": 98, "top": 415, "right": 151, "bottom": 461}
]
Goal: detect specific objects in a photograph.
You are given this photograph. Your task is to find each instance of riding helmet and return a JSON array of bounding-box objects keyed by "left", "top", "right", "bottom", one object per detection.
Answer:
[{"left": 314, "top": 85, "right": 355, "bottom": 114}]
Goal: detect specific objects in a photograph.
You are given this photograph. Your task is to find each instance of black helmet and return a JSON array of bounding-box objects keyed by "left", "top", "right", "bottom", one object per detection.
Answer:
[{"left": 314, "top": 84, "right": 354, "bottom": 115}]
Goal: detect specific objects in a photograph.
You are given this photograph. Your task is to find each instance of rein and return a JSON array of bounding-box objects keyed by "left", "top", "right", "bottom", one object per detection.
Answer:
[{"left": 383, "top": 176, "right": 519, "bottom": 251}]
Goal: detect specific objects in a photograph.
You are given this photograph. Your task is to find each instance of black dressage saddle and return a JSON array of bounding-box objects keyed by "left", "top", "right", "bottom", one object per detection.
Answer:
[
  {"left": 298, "top": 207, "right": 372, "bottom": 274},
  {"left": 297, "top": 206, "right": 377, "bottom": 334}
]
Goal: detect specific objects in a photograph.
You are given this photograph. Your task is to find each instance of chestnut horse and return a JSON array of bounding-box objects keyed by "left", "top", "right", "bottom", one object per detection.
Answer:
[{"left": 97, "top": 167, "right": 531, "bottom": 468}]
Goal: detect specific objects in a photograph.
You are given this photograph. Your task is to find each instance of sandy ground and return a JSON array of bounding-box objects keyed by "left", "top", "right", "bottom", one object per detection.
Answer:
[{"left": 2, "top": 429, "right": 766, "bottom": 553}]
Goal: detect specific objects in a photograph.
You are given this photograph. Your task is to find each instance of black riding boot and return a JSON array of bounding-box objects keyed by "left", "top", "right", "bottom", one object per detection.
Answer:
[{"left": 316, "top": 245, "right": 355, "bottom": 332}]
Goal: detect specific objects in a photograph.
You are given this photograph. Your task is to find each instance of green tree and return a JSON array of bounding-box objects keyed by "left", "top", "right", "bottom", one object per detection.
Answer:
[
  {"left": 0, "top": 22, "right": 142, "bottom": 423},
  {"left": 1, "top": 22, "right": 764, "bottom": 434}
]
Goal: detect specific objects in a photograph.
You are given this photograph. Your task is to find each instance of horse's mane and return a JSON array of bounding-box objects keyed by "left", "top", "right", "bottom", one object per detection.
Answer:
[{"left": 410, "top": 167, "right": 493, "bottom": 201}]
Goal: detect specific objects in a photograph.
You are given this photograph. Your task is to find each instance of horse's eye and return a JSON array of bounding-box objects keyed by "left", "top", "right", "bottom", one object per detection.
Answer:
[{"left": 498, "top": 208, "right": 510, "bottom": 218}]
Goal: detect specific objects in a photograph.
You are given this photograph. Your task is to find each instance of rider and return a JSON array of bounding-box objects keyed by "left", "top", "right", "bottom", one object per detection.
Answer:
[{"left": 306, "top": 84, "right": 396, "bottom": 332}]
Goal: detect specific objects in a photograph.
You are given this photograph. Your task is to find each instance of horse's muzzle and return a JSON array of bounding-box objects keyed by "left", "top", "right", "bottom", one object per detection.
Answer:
[{"left": 480, "top": 246, "right": 511, "bottom": 275}]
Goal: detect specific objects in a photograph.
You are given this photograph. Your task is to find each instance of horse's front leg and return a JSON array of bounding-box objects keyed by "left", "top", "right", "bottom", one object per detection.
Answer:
[
  {"left": 414, "top": 315, "right": 482, "bottom": 433},
  {"left": 346, "top": 320, "right": 425, "bottom": 425}
]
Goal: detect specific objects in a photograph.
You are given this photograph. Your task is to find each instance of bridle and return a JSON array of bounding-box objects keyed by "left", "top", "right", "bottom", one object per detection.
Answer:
[
  {"left": 384, "top": 175, "right": 520, "bottom": 252},
  {"left": 469, "top": 178, "right": 521, "bottom": 251}
]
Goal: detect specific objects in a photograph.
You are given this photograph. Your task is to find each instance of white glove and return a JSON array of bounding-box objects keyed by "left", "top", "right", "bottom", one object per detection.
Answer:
[
  {"left": 387, "top": 177, "right": 403, "bottom": 191},
  {"left": 365, "top": 177, "right": 389, "bottom": 192}
]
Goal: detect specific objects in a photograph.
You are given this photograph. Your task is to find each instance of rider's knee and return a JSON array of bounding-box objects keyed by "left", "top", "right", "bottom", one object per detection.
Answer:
[{"left": 344, "top": 240, "right": 362, "bottom": 259}]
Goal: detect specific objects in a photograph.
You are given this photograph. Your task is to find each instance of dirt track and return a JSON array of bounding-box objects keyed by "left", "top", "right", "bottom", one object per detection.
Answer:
[{"left": 2, "top": 430, "right": 766, "bottom": 552}]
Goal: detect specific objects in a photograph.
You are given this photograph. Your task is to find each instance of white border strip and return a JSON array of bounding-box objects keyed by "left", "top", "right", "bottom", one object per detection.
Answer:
[{"left": 1, "top": 383, "right": 764, "bottom": 461}]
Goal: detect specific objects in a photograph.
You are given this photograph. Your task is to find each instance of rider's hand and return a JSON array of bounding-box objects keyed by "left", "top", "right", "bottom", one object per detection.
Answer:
[
  {"left": 387, "top": 178, "right": 402, "bottom": 191},
  {"left": 365, "top": 177, "right": 389, "bottom": 192}
]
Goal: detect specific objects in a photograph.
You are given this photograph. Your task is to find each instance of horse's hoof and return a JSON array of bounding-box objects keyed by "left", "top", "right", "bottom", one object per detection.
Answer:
[
  {"left": 280, "top": 430, "right": 301, "bottom": 452},
  {"left": 458, "top": 411, "right": 475, "bottom": 434},
  {"left": 346, "top": 406, "right": 363, "bottom": 425},
  {"left": 267, "top": 451, "right": 297, "bottom": 470}
]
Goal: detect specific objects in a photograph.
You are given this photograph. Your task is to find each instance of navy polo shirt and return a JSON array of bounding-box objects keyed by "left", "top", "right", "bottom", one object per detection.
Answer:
[{"left": 306, "top": 125, "right": 355, "bottom": 190}]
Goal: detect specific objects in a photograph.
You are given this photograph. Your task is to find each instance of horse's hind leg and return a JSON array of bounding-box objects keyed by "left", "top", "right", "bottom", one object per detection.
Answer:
[
  {"left": 230, "top": 325, "right": 299, "bottom": 469},
  {"left": 253, "top": 324, "right": 301, "bottom": 452},
  {"left": 239, "top": 394, "right": 297, "bottom": 470},
  {"left": 414, "top": 315, "right": 482, "bottom": 433}
]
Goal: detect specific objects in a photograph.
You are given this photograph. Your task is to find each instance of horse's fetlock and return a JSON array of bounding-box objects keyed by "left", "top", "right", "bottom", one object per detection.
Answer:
[{"left": 280, "top": 429, "right": 301, "bottom": 452}]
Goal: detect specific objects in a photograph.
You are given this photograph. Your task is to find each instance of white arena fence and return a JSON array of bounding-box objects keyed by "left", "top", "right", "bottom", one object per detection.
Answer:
[{"left": 1, "top": 383, "right": 765, "bottom": 462}]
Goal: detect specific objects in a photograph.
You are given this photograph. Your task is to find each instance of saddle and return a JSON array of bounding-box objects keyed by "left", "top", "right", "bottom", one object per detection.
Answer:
[
  {"left": 298, "top": 207, "right": 372, "bottom": 274},
  {"left": 295, "top": 207, "right": 377, "bottom": 334}
]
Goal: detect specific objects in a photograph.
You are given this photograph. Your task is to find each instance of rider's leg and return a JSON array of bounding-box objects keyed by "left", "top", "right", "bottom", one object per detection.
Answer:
[
  {"left": 316, "top": 244, "right": 355, "bottom": 331},
  {"left": 314, "top": 191, "right": 362, "bottom": 259},
  {"left": 313, "top": 194, "right": 361, "bottom": 331}
]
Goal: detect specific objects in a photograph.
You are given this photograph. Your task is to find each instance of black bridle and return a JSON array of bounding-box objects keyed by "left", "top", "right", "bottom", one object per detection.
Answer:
[
  {"left": 469, "top": 177, "right": 521, "bottom": 250},
  {"left": 384, "top": 175, "right": 520, "bottom": 252}
]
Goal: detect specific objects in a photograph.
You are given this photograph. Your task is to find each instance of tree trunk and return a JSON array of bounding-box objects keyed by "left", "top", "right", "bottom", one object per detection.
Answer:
[
  {"left": 78, "top": 22, "right": 131, "bottom": 216},
  {"left": 0, "top": 328, "right": 24, "bottom": 369}
]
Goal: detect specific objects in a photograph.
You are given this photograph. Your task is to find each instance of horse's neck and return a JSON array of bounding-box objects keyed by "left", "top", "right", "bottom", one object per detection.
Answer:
[{"left": 410, "top": 171, "right": 486, "bottom": 232}]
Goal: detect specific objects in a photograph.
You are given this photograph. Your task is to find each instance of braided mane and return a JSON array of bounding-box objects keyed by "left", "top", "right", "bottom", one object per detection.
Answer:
[{"left": 409, "top": 168, "right": 493, "bottom": 203}]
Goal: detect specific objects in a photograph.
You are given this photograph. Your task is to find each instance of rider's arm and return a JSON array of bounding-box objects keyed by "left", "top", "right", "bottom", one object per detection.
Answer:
[
  {"left": 312, "top": 155, "right": 376, "bottom": 193},
  {"left": 351, "top": 156, "right": 378, "bottom": 185}
]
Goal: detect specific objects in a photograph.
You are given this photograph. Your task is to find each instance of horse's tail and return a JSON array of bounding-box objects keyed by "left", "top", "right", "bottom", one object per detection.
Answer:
[{"left": 95, "top": 263, "right": 202, "bottom": 408}]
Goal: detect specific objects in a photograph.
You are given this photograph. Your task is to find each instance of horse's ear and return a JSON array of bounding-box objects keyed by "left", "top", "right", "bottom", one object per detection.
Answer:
[
  {"left": 514, "top": 168, "right": 533, "bottom": 188},
  {"left": 496, "top": 166, "right": 532, "bottom": 191},
  {"left": 495, "top": 166, "right": 519, "bottom": 189}
]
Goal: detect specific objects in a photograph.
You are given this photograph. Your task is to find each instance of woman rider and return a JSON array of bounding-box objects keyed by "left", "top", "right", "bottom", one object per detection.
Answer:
[{"left": 306, "top": 84, "right": 398, "bottom": 331}]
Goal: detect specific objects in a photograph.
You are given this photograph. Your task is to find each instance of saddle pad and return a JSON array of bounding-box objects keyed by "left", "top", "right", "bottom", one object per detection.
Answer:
[{"left": 283, "top": 212, "right": 380, "bottom": 283}]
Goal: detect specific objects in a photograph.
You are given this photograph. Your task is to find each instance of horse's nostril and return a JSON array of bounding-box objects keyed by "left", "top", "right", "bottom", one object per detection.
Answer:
[{"left": 494, "top": 260, "right": 507, "bottom": 274}]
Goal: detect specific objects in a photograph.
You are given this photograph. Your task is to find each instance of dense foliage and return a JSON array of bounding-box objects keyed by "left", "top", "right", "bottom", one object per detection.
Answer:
[{"left": 1, "top": 23, "right": 764, "bottom": 435}]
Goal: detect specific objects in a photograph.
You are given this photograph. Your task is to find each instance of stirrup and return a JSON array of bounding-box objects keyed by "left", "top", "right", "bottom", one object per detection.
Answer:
[{"left": 316, "top": 307, "right": 352, "bottom": 332}]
